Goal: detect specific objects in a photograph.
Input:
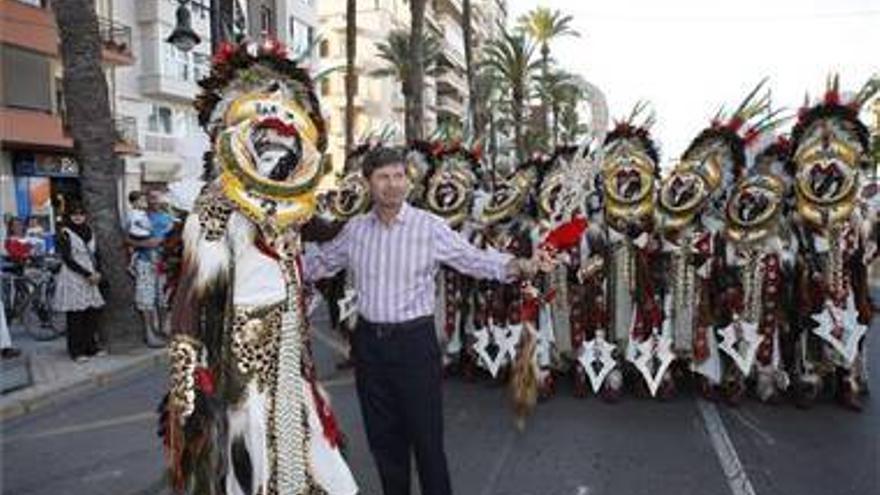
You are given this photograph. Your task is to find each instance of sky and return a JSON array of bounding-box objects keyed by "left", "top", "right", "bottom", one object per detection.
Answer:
[{"left": 508, "top": 0, "right": 880, "bottom": 166}]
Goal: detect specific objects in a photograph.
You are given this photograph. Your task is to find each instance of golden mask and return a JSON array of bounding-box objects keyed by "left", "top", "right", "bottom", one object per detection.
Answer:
[
  {"left": 602, "top": 140, "right": 656, "bottom": 230},
  {"left": 725, "top": 175, "right": 784, "bottom": 244},
  {"left": 217, "top": 86, "right": 327, "bottom": 229}
]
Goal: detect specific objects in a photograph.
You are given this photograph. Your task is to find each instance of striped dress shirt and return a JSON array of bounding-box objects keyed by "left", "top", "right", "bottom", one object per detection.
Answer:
[{"left": 303, "top": 203, "right": 513, "bottom": 323}]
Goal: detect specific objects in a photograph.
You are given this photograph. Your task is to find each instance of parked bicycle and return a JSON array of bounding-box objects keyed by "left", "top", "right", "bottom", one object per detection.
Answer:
[{"left": 1, "top": 256, "right": 66, "bottom": 341}]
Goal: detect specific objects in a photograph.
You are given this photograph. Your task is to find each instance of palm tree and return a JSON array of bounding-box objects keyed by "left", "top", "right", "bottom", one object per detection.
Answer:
[
  {"left": 407, "top": 0, "right": 428, "bottom": 141},
  {"left": 462, "top": 0, "right": 480, "bottom": 139},
  {"left": 481, "top": 25, "right": 539, "bottom": 161},
  {"left": 51, "top": 0, "right": 138, "bottom": 345},
  {"left": 370, "top": 29, "right": 444, "bottom": 130},
  {"left": 519, "top": 7, "right": 579, "bottom": 148},
  {"left": 537, "top": 69, "right": 578, "bottom": 147},
  {"left": 344, "top": 0, "right": 357, "bottom": 155}
]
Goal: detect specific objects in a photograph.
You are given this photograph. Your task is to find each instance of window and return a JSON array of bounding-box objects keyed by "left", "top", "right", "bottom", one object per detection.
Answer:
[
  {"left": 2, "top": 46, "right": 51, "bottom": 111},
  {"left": 259, "top": 6, "right": 274, "bottom": 35},
  {"left": 289, "top": 17, "right": 313, "bottom": 58},
  {"left": 193, "top": 52, "right": 210, "bottom": 81},
  {"left": 147, "top": 105, "right": 174, "bottom": 135},
  {"left": 321, "top": 78, "right": 331, "bottom": 97},
  {"left": 319, "top": 39, "right": 330, "bottom": 58}
]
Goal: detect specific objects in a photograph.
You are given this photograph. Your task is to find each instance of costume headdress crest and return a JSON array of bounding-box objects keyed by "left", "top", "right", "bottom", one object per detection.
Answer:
[
  {"left": 421, "top": 140, "right": 482, "bottom": 227},
  {"left": 789, "top": 74, "right": 878, "bottom": 228},
  {"left": 657, "top": 80, "right": 785, "bottom": 232},
  {"left": 195, "top": 38, "right": 329, "bottom": 230},
  {"left": 602, "top": 101, "right": 660, "bottom": 231}
]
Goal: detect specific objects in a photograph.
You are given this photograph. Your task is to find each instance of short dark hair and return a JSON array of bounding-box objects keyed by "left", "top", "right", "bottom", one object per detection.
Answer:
[
  {"left": 361, "top": 146, "right": 404, "bottom": 178},
  {"left": 128, "top": 190, "right": 144, "bottom": 203}
]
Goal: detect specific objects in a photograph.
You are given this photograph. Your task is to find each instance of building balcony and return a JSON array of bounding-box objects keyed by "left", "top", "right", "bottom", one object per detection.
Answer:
[
  {"left": 114, "top": 115, "right": 140, "bottom": 155},
  {"left": 143, "top": 133, "right": 178, "bottom": 154},
  {"left": 0, "top": 0, "right": 59, "bottom": 56},
  {"left": 437, "top": 94, "right": 465, "bottom": 117},
  {"left": 98, "top": 16, "right": 135, "bottom": 66},
  {"left": 436, "top": 70, "right": 467, "bottom": 96},
  {"left": 0, "top": 106, "right": 72, "bottom": 151}
]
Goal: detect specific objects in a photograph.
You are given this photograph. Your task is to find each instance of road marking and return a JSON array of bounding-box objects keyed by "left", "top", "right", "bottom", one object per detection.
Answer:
[
  {"left": 728, "top": 408, "right": 776, "bottom": 446},
  {"left": 3, "top": 411, "right": 155, "bottom": 443},
  {"left": 697, "top": 400, "right": 758, "bottom": 495}
]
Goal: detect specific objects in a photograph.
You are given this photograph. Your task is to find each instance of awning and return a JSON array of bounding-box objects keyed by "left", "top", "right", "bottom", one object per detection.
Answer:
[{"left": 141, "top": 159, "right": 182, "bottom": 182}]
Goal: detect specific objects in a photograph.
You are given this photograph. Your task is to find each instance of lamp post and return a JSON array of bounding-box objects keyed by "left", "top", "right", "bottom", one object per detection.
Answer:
[
  {"left": 166, "top": 0, "right": 201, "bottom": 53},
  {"left": 166, "top": 0, "right": 235, "bottom": 54}
]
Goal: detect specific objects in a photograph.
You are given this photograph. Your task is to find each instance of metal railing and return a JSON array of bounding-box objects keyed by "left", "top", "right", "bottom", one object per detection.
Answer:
[
  {"left": 114, "top": 115, "right": 138, "bottom": 146},
  {"left": 97, "top": 16, "right": 133, "bottom": 55}
]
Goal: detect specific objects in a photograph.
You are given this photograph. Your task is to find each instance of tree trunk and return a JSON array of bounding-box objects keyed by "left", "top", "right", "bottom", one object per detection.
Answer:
[
  {"left": 513, "top": 91, "right": 524, "bottom": 162},
  {"left": 551, "top": 101, "right": 559, "bottom": 148},
  {"left": 406, "top": 0, "right": 426, "bottom": 142},
  {"left": 462, "top": 0, "right": 479, "bottom": 140},
  {"left": 344, "top": 0, "right": 357, "bottom": 155},
  {"left": 540, "top": 44, "right": 550, "bottom": 149},
  {"left": 52, "top": 0, "right": 140, "bottom": 347}
]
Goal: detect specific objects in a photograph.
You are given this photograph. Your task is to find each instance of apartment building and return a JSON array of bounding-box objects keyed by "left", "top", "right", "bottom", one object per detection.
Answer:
[
  {"left": 317, "top": 0, "right": 506, "bottom": 180},
  {"left": 0, "top": 0, "right": 137, "bottom": 226}
]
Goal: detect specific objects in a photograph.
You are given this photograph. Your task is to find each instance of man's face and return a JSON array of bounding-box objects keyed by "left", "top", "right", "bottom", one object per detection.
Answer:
[
  {"left": 147, "top": 191, "right": 164, "bottom": 211},
  {"left": 368, "top": 163, "right": 409, "bottom": 210}
]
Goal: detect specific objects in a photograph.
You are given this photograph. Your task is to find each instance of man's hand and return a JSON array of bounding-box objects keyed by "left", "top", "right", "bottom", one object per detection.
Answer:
[
  {"left": 88, "top": 273, "right": 102, "bottom": 286},
  {"left": 506, "top": 257, "right": 538, "bottom": 280},
  {"left": 534, "top": 247, "right": 557, "bottom": 273}
]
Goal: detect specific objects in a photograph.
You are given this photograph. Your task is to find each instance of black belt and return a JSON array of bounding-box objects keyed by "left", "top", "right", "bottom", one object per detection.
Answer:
[{"left": 358, "top": 315, "right": 433, "bottom": 338}]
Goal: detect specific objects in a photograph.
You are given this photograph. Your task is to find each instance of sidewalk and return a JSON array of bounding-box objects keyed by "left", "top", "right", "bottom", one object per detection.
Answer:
[{"left": 0, "top": 321, "right": 166, "bottom": 421}]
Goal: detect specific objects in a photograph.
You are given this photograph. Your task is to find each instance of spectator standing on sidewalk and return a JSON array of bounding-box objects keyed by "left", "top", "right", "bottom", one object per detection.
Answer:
[
  {"left": 53, "top": 204, "right": 104, "bottom": 363},
  {"left": 127, "top": 191, "right": 164, "bottom": 347},
  {"left": 147, "top": 190, "right": 173, "bottom": 337}
]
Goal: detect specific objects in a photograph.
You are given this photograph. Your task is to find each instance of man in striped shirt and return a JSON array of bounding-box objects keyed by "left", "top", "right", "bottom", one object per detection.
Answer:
[{"left": 304, "top": 146, "right": 549, "bottom": 495}]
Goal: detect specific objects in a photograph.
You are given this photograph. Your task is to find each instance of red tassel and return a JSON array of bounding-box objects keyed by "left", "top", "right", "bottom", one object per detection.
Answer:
[
  {"left": 310, "top": 384, "right": 344, "bottom": 448},
  {"left": 194, "top": 367, "right": 215, "bottom": 396}
]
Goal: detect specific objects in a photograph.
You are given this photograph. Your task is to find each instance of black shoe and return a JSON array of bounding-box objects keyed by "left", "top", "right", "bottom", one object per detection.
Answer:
[{"left": 1, "top": 348, "right": 22, "bottom": 359}]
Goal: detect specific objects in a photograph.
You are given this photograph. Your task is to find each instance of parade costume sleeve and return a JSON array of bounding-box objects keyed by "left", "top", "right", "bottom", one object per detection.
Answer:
[
  {"left": 432, "top": 215, "right": 514, "bottom": 282},
  {"left": 302, "top": 220, "right": 353, "bottom": 283},
  {"left": 161, "top": 209, "right": 231, "bottom": 494}
]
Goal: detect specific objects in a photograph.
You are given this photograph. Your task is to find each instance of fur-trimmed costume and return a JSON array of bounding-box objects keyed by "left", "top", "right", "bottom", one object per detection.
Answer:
[{"left": 160, "top": 39, "right": 357, "bottom": 494}]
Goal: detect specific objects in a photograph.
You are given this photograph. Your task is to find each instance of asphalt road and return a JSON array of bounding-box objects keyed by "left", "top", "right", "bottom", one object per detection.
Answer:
[{"left": 2, "top": 306, "right": 878, "bottom": 495}]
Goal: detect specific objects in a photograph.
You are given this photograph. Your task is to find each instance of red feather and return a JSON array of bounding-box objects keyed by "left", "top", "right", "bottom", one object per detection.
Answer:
[
  {"left": 212, "top": 41, "right": 236, "bottom": 67},
  {"left": 726, "top": 116, "right": 744, "bottom": 132},
  {"left": 824, "top": 89, "right": 840, "bottom": 106},
  {"left": 541, "top": 216, "right": 588, "bottom": 252}
]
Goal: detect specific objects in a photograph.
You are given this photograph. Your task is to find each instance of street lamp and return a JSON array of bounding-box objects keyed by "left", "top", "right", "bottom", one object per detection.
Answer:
[{"left": 166, "top": 0, "right": 201, "bottom": 53}]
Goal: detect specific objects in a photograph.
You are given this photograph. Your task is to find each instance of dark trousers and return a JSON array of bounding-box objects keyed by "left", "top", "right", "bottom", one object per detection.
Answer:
[
  {"left": 67, "top": 308, "right": 99, "bottom": 359},
  {"left": 353, "top": 316, "right": 452, "bottom": 495}
]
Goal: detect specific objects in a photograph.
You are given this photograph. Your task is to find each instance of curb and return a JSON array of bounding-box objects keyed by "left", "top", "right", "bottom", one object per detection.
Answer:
[{"left": 0, "top": 349, "right": 168, "bottom": 421}]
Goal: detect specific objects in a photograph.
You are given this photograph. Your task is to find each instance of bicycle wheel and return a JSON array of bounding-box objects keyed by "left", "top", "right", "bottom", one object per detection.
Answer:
[{"left": 23, "top": 278, "right": 64, "bottom": 341}]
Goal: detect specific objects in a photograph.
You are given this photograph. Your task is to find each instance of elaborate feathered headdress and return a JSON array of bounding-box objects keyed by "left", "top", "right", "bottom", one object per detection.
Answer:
[
  {"left": 790, "top": 74, "right": 879, "bottom": 228},
  {"left": 602, "top": 101, "right": 660, "bottom": 231}
]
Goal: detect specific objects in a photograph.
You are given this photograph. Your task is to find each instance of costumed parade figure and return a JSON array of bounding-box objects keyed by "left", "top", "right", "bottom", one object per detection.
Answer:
[
  {"left": 600, "top": 105, "right": 664, "bottom": 399},
  {"left": 468, "top": 162, "right": 537, "bottom": 383},
  {"left": 160, "top": 39, "right": 357, "bottom": 494},
  {"left": 418, "top": 141, "right": 483, "bottom": 371},
  {"left": 788, "top": 76, "right": 878, "bottom": 410},
  {"left": 656, "top": 82, "right": 781, "bottom": 402},
  {"left": 719, "top": 137, "right": 797, "bottom": 403}
]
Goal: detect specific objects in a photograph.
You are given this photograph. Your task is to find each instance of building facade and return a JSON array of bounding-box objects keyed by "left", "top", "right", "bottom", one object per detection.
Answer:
[
  {"left": 316, "top": 0, "right": 506, "bottom": 181},
  {"left": 0, "top": 0, "right": 137, "bottom": 231}
]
